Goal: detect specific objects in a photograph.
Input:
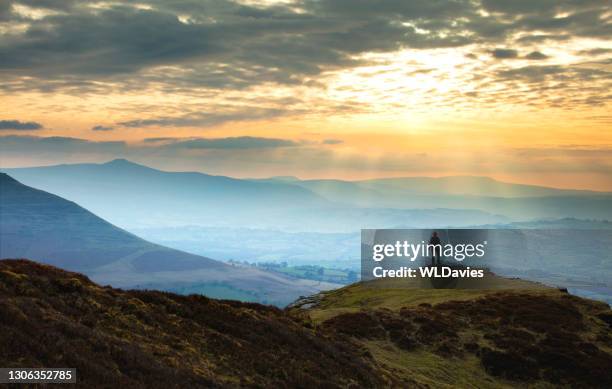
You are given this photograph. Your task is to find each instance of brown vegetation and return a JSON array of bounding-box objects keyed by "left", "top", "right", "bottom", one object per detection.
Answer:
[
  {"left": 0, "top": 259, "right": 384, "bottom": 388},
  {"left": 321, "top": 291, "right": 612, "bottom": 388},
  {"left": 2, "top": 259, "right": 611, "bottom": 388}
]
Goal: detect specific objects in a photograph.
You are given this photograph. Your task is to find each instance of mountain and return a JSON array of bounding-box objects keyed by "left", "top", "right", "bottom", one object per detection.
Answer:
[
  {"left": 257, "top": 176, "right": 612, "bottom": 221},
  {"left": 2, "top": 160, "right": 509, "bottom": 231},
  {"left": 0, "top": 173, "right": 337, "bottom": 305},
  {"left": 2, "top": 159, "right": 330, "bottom": 229},
  {"left": 2, "top": 259, "right": 611, "bottom": 387}
]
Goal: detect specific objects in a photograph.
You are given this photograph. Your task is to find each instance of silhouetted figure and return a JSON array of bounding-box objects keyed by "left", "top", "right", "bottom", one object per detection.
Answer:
[{"left": 429, "top": 231, "right": 442, "bottom": 267}]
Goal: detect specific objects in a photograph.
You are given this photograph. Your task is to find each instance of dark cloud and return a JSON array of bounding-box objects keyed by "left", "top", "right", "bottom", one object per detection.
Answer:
[
  {"left": 482, "top": 0, "right": 560, "bottom": 15},
  {"left": 491, "top": 48, "right": 519, "bottom": 59},
  {"left": 493, "top": 63, "right": 611, "bottom": 107},
  {"left": 577, "top": 48, "right": 612, "bottom": 56},
  {"left": 118, "top": 108, "right": 288, "bottom": 128},
  {"left": 14, "top": 0, "right": 79, "bottom": 11},
  {"left": 0, "top": 0, "right": 608, "bottom": 117},
  {"left": 6, "top": 0, "right": 607, "bottom": 92},
  {"left": 322, "top": 139, "right": 343, "bottom": 145},
  {"left": 525, "top": 51, "right": 549, "bottom": 60},
  {"left": 0, "top": 120, "right": 43, "bottom": 130},
  {"left": 91, "top": 125, "right": 114, "bottom": 131},
  {"left": 163, "top": 137, "right": 300, "bottom": 149},
  {"left": 482, "top": 0, "right": 604, "bottom": 15},
  {"left": 0, "top": 135, "right": 125, "bottom": 153},
  {"left": 143, "top": 136, "right": 306, "bottom": 150},
  {"left": 0, "top": 0, "right": 477, "bottom": 91},
  {"left": 143, "top": 137, "right": 178, "bottom": 143},
  {"left": 0, "top": 1, "right": 13, "bottom": 21},
  {"left": 497, "top": 65, "right": 608, "bottom": 83},
  {"left": 516, "top": 34, "right": 570, "bottom": 43},
  {"left": 0, "top": 136, "right": 303, "bottom": 171}
]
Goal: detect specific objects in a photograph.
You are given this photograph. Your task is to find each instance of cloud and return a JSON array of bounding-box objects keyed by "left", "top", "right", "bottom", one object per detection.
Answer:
[
  {"left": 162, "top": 137, "right": 300, "bottom": 149},
  {"left": 0, "top": 0, "right": 609, "bottom": 118},
  {"left": 142, "top": 136, "right": 302, "bottom": 149},
  {"left": 7, "top": 0, "right": 606, "bottom": 92},
  {"left": 482, "top": 0, "right": 605, "bottom": 16},
  {"left": 0, "top": 0, "right": 479, "bottom": 92},
  {"left": 0, "top": 120, "right": 42, "bottom": 130},
  {"left": 497, "top": 65, "right": 608, "bottom": 83},
  {"left": 491, "top": 48, "right": 519, "bottom": 59},
  {"left": 91, "top": 125, "right": 114, "bottom": 131},
  {"left": 525, "top": 51, "right": 549, "bottom": 60},
  {"left": 516, "top": 34, "right": 570, "bottom": 43},
  {"left": 0, "top": 135, "right": 125, "bottom": 154},
  {"left": 322, "top": 139, "right": 343, "bottom": 145},
  {"left": 118, "top": 108, "right": 289, "bottom": 128},
  {"left": 143, "top": 137, "right": 177, "bottom": 143},
  {"left": 576, "top": 48, "right": 612, "bottom": 56}
]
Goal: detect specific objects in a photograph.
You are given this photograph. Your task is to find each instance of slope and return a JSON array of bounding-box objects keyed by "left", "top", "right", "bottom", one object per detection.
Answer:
[
  {"left": 291, "top": 275, "right": 612, "bottom": 388},
  {"left": 0, "top": 259, "right": 384, "bottom": 388},
  {"left": 2, "top": 260, "right": 611, "bottom": 388},
  {"left": 0, "top": 174, "right": 337, "bottom": 305}
]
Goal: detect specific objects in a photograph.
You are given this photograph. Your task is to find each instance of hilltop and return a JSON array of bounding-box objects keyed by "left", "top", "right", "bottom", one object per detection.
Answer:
[
  {"left": 291, "top": 275, "right": 612, "bottom": 388},
  {"left": 2, "top": 260, "right": 611, "bottom": 388}
]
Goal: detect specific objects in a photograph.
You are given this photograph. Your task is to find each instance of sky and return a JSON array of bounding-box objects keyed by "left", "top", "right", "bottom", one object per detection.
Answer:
[{"left": 0, "top": 0, "right": 611, "bottom": 190}]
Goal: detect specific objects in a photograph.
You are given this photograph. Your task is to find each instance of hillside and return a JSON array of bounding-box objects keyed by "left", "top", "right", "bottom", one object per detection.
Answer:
[
  {"left": 0, "top": 173, "right": 221, "bottom": 272},
  {"left": 0, "top": 173, "right": 337, "bottom": 306},
  {"left": 2, "top": 260, "right": 611, "bottom": 387},
  {"left": 291, "top": 276, "right": 612, "bottom": 388},
  {"left": 0, "top": 260, "right": 383, "bottom": 387}
]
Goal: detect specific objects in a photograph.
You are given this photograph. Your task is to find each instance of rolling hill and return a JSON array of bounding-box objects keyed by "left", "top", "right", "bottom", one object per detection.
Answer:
[
  {"left": 290, "top": 275, "right": 612, "bottom": 388},
  {"left": 0, "top": 259, "right": 382, "bottom": 387},
  {"left": 0, "top": 173, "right": 337, "bottom": 305},
  {"left": 2, "top": 159, "right": 329, "bottom": 229},
  {"left": 2, "top": 259, "right": 611, "bottom": 387},
  {"left": 2, "top": 160, "right": 509, "bottom": 231},
  {"left": 260, "top": 176, "right": 612, "bottom": 221}
]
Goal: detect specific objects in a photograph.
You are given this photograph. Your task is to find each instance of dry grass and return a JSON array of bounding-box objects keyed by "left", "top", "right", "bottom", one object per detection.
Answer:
[{"left": 302, "top": 274, "right": 612, "bottom": 388}]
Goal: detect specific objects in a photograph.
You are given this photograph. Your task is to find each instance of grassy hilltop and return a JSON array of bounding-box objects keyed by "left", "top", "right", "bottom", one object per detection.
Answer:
[{"left": 291, "top": 274, "right": 612, "bottom": 388}]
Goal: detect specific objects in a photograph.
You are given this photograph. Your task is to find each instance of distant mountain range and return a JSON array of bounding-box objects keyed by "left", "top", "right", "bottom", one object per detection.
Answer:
[
  {"left": 2, "top": 160, "right": 517, "bottom": 231},
  {"left": 0, "top": 173, "right": 337, "bottom": 305},
  {"left": 265, "top": 175, "right": 604, "bottom": 198},
  {"left": 2, "top": 159, "right": 327, "bottom": 229},
  {"left": 256, "top": 175, "right": 612, "bottom": 221}
]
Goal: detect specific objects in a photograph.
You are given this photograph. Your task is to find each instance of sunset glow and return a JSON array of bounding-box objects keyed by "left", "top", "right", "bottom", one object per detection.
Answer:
[{"left": 1, "top": 0, "right": 610, "bottom": 189}]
